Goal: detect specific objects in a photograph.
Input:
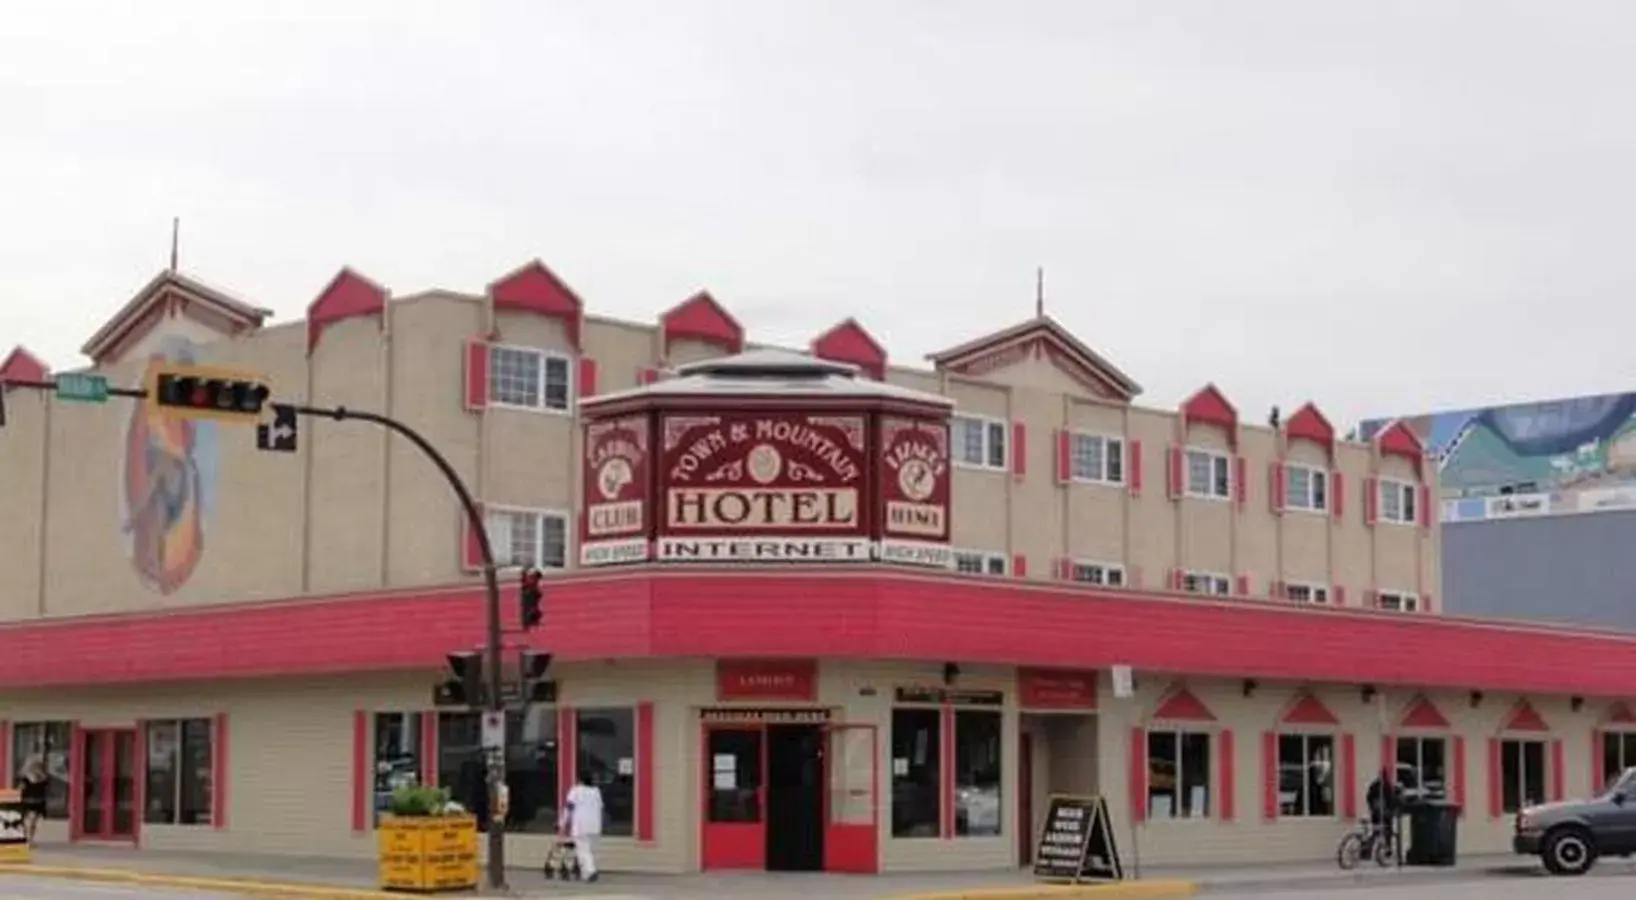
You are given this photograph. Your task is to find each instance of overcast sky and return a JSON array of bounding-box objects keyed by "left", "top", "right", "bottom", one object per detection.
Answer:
[{"left": 3, "top": 0, "right": 1633, "bottom": 428}]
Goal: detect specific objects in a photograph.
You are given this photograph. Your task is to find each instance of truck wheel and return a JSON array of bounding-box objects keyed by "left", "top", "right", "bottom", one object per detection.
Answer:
[{"left": 1542, "top": 828, "right": 1596, "bottom": 876}]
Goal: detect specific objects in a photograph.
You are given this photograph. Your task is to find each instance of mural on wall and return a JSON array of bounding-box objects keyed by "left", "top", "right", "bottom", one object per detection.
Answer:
[
  {"left": 1360, "top": 391, "right": 1636, "bottom": 523},
  {"left": 118, "top": 335, "right": 220, "bottom": 594}
]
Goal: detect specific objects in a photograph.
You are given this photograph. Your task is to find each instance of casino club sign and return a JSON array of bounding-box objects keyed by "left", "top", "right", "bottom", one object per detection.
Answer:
[{"left": 580, "top": 410, "right": 952, "bottom": 568}]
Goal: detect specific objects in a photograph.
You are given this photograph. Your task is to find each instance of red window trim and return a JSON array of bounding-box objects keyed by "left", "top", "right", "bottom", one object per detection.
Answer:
[
  {"left": 352, "top": 710, "right": 368, "bottom": 832},
  {"left": 1129, "top": 439, "right": 1144, "bottom": 496},
  {"left": 1129, "top": 727, "right": 1147, "bottom": 824},
  {"left": 0, "top": 719, "right": 9, "bottom": 790},
  {"left": 636, "top": 702, "right": 655, "bottom": 843},
  {"left": 419, "top": 712, "right": 439, "bottom": 788}
]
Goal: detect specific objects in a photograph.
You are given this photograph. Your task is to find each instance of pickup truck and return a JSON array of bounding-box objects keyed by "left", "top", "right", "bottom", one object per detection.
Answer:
[{"left": 1514, "top": 766, "right": 1636, "bottom": 875}]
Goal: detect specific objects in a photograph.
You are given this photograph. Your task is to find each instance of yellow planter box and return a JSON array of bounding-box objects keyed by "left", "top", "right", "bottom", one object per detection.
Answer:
[
  {"left": 377, "top": 815, "right": 479, "bottom": 893},
  {"left": 0, "top": 789, "right": 29, "bottom": 865}
]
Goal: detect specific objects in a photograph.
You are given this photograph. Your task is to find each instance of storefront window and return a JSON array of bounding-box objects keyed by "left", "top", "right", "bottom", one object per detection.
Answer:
[
  {"left": 1277, "top": 733, "right": 1334, "bottom": 817},
  {"left": 891, "top": 708, "right": 940, "bottom": 838},
  {"left": 10, "top": 721, "right": 70, "bottom": 819},
  {"left": 437, "top": 708, "right": 560, "bottom": 833},
  {"left": 574, "top": 708, "right": 635, "bottom": 837},
  {"left": 954, "top": 710, "right": 1002, "bottom": 836},
  {"left": 1602, "top": 732, "right": 1636, "bottom": 792},
  {"left": 143, "top": 719, "right": 214, "bottom": 825},
  {"left": 1396, "top": 736, "right": 1447, "bottom": 798},
  {"left": 1500, "top": 739, "right": 1546, "bottom": 813},
  {"left": 372, "top": 713, "right": 423, "bottom": 826},
  {"left": 1147, "top": 729, "right": 1211, "bottom": 819}
]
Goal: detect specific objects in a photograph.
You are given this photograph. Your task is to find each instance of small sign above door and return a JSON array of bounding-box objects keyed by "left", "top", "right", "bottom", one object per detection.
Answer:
[
  {"left": 894, "top": 686, "right": 1004, "bottom": 706},
  {"left": 717, "top": 659, "right": 818, "bottom": 702},
  {"left": 700, "top": 707, "right": 833, "bottom": 725},
  {"left": 1019, "top": 669, "right": 1098, "bottom": 710}
]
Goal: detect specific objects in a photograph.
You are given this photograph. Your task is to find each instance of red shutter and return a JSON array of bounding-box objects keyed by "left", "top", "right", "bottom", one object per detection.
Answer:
[
  {"left": 558, "top": 707, "right": 577, "bottom": 805},
  {"left": 577, "top": 356, "right": 599, "bottom": 399},
  {"left": 1261, "top": 731, "right": 1278, "bottom": 820},
  {"left": 1421, "top": 593, "right": 1434, "bottom": 614},
  {"left": 1218, "top": 729, "right": 1236, "bottom": 821},
  {"left": 419, "top": 713, "right": 438, "bottom": 788},
  {"left": 1270, "top": 580, "right": 1285, "bottom": 600},
  {"left": 1011, "top": 422, "right": 1027, "bottom": 478},
  {"left": 1269, "top": 462, "right": 1286, "bottom": 513},
  {"left": 1340, "top": 734, "right": 1357, "bottom": 819},
  {"left": 638, "top": 366, "right": 659, "bottom": 385},
  {"left": 637, "top": 702, "right": 656, "bottom": 842},
  {"left": 1331, "top": 471, "right": 1345, "bottom": 519},
  {"left": 1364, "top": 477, "right": 1379, "bottom": 526},
  {"left": 1235, "top": 574, "right": 1250, "bottom": 596},
  {"left": 1169, "top": 568, "right": 1185, "bottom": 592},
  {"left": 1332, "top": 585, "right": 1346, "bottom": 606},
  {"left": 940, "top": 706, "right": 956, "bottom": 837},
  {"left": 1128, "top": 439, "right": 1143, "bottom": 497},
  {"left": 1055, "top": 430, "right": 1072, "bottom": 483},
  {"left": 1382, "top": 735, "right": 1397, "bottom": 783},
  {"left": 213, "top": 712, "right": 230, "bottom": 830},
  {"left": 351, "top": 711, "right": 368, "bottom": 832},
  {"left": 1129, "top": 728, "right": 1147, "bottom": 824},
  {"left": 461, "top": 504, "right": 486, "bottom": 572},
  {"left": 1550, "top": 739, "right": 1565, "bottom": 802},
  {"left": 1487, "top": 739, "right": 1503, "bottom": 819},
  {"left": 463, "top": 339, "right": 489, "bottom": 411},
  {"left": 1012, "top": 555, "right": 1028, "bottom": 579},
  {"left": 0, "top": 720, "right": 9, "bottom": 790},
  {"left": 134, "top": 720, "right": 148, "bottom": 836},
  {"left": 1055, "top": 558, "right": 1072, "bottom": 581},
  {"left": 1452, "top": 736, "right": 1466, "bottom": 815},
  {"left": 1166, "top": 445, "right": 1183, "bottom": 499},
  {"left": 1419, "top": 485, "right": 1432, "bottom": 529},
  {"left": 1234, "top": 456, "right": 1247, "bottom": 507}
]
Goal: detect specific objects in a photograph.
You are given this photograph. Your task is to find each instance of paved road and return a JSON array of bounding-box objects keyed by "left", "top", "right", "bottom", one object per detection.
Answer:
[
  {"left": 0, "top": 876, "right": 243, "bottom": 898},
  {"left": 1211, "top": 870, "right": 1636, "bottom": 899}
]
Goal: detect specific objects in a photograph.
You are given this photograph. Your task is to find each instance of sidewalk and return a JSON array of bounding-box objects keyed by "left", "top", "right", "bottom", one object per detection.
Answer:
[{"left": 0, "top": 842, "right": 1608, "bottom": 899}]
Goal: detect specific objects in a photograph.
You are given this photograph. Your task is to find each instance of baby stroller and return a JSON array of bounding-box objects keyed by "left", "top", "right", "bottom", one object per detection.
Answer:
[{"left": 542, "top": 835, "right": 582, "bottom": 881}]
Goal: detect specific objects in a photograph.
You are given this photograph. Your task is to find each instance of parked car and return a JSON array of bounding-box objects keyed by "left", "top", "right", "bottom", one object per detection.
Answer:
[{"left": 1513, "top": 766, "right": 1636, "bottom": 875}]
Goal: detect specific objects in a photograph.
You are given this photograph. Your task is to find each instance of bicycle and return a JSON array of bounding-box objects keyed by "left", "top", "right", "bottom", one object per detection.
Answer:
[{"left": 1336, "top": 817, "right": 1397, "bottom": 870}]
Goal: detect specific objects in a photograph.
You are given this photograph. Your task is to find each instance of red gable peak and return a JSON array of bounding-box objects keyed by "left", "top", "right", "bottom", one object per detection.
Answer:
[
  {"left": 307, "top": 267, "right": 388, "bottom": 353},
  {"left": 0, "top": 346, "right": 50, "bottom": 386},
  {"left": 661, "top": 290, "right": 744, "bottom": 355},
  {"left": 1608, "top": 701, "right": 1636, "bottom": 725},
  {"left": 1399, "top": 695, "right": 1451, "bottom": 730},
  {"left": 1285, "top": 402, "right": 1335, "bottom": 452},
  {"left": 1151, "top": 685, "right": 1216, "bottom": 722},
  {"left": 1181, "top": 384, "right": 1239, "bottom": 442},
  {"left": 1501, "top": 699, "right": 1549, "bottom": 733},
  {"left": 488, "top": 260, "right": 585, "bottom": 350},
  {"left": 811, "top": 318, "right": 887, "bottom": 380},
  {"left": 1279, "top": 691, "right": 1339, "bottom": 726},
  {"left": 1374, "top": 419, "right": 1427, "bottom": 478}
]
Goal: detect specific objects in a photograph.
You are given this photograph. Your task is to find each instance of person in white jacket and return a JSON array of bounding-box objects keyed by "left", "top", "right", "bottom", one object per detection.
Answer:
[{"left": 559, "top": 771, "right": 604, "bottom": 882}]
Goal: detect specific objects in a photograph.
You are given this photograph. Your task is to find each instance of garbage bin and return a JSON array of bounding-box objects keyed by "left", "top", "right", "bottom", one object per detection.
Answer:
[{"left": 1404, "top": 800, "right": 1461, "bottom": 866}]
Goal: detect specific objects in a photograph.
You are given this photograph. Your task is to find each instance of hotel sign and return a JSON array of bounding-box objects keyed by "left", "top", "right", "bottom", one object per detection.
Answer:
[
  {"left": 658, "top": 413, "right": 869, "bottom": 562},
  {"left": 877, "top": 416, "right": 953, "bottom": 569},
  {"left": 580, "top": 415, "right": 652, "bottom": 566}
]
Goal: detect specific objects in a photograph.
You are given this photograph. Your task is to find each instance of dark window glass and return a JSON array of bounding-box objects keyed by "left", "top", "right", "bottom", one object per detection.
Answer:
[
  {"left": 954, "top": 710, "right": 1002, "bottom": 836},
  {"left": 1602, "top": 732, "right": 1623, "bottom": 793},
  {"left": 12, "top": 722, "right": 72, "bottom": 819},
  {"left": 1277, "top": 734, "right": 1335, "bottom": 817},
  {"left": 1148, "top": 729, "right": 1211, "bottom": 819},
  {"left": 372, "top": 712, "right": 423, "bottom": 826},
  {"left": 891, "top": 708, "right": 941, "bottom": 837},
  {"left": 575, "top": 708, "right": 635, "bottom": 837},
  {"left": 142, "top": 718, "right": 214, "bottom": 825},
  {"left": 1501, "top": 739, "right": 1547, "bottom": 813},
  {"left": 1396, "top": 737, "right": 1447, "bottom": 798},
  {"left": 437, "top": 708, "right": 559, "bottom": 833}
]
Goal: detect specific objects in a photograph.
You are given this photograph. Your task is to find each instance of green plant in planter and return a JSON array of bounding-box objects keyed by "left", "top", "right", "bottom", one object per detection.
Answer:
[{"left": 388, "top": 784, "right": 453, "bottom": 817}]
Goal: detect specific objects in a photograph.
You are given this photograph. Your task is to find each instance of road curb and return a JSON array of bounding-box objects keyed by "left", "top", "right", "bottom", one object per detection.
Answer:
[
  {"left": 0, "top": 863, "right": 401, "bottom": 898},
  {"left": 889, "top": 879, "right": 1198, "bottom": 899}
]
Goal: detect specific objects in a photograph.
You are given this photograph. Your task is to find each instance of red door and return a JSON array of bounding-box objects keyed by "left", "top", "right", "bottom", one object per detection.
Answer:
[
  {"left": 823, "top": 723, "right": 878, "bottom": 874},
  {"left": 701, "top": 726, "right": 765, "bottom": 869},
  {"left": 73, "top": 728, "right": 138, "bottom": 842}
]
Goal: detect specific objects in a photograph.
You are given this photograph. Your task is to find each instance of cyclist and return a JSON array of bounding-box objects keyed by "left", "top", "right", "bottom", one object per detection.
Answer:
[{"left": 1365, "top": 768, "right": 1403, "bottom": 848}]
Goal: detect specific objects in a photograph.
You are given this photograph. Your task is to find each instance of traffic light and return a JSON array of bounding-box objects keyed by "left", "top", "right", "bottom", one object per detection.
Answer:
[
  {"left": 145, "top": 363, "right": 272, "bottom": 423},
  {"left": 437, "top": 651, "right": 483, "bottom": 707},
  {"left": 519, "top": 567, "right": 543, "bottom": 631},
  {"left": 519, "top": 650, "right": 555, "bottom": 704}
]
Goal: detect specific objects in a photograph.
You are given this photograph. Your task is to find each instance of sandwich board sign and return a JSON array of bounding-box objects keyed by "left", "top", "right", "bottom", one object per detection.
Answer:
[
  {"left": 0, "top": 788, "right": 28, "bottom": 863},
  {"left": 1032, "top": 793, "right": 1124, "bottom": 883}
]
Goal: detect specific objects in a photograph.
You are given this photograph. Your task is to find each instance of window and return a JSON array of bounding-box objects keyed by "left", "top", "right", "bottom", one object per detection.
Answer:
[
  {"left": 486, "top": 508, "right": 568, "bottom": 570},
  {"left": 1070, "top": 433, "right": 1124, "bottom": 484},
  {"left": 1396, "top": 736, "right": 1448, "bottom": 799},
  {"left": 1379, "top": 479, "right": 1417, "bottom": 524},
  {"left": 1147, "top": 729, "right": 1211, "bottom": 819},
  {"left": 954, "top": 416, "right": 1008, "bottom": 471},
  {"left": 1070, "top": 561, "right": 1126, "bottom": 587},
  {"left": 1182, "top": 571, "right": 1231, "bottom": 596},
  {"left": 1602, "top": 732, "right": 1636, "bottom": 792},
  {"left": 1185, "top": 449, "right": 1232, "bottom": 500},
  {"left": 953, "top": 550, "right": 1007, "bottom": 576},
  {"left": 142, "top": 719, "right": 214, "bottom": 825},
  {"left": 1376, "top": 591, "right": 1419, "bottom": 613},
  {"left": 488, "top": 344, "right": 572, "bottom": 411},
  {"left": 10, "top": 721, "right": 70, "bottom": 819},
  {"left": 1285, "top": 465, "right": 1329, "bottom": 512},
  {"left": 891, "top": 708, "right": 941, "bottom": 838},
  {"left": 1284, "top": 583, "right": 1330, "bottom": 605},
  {"left": 1500, "top": 739, "right": 1547, "bottom": 813},
  {"left": 1277, "top": 734, "right": 1335, "bottom": 817},
  {"left": 574, "top": 708, "right": 635, "bottom": 837},
  {"left": 438, "top": 707, "right": 560, "bottom": 833},
  {"left": 954, "top": 710, "right": 1002, "bottom": 837},
  {"left": 370, "top": 712, "right": 423, "bottom": 826}
]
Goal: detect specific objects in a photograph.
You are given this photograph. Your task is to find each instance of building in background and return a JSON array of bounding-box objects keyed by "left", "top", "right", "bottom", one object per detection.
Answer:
[{"left": 1360, "top": 393, "right": 1636, "bottom": 630}]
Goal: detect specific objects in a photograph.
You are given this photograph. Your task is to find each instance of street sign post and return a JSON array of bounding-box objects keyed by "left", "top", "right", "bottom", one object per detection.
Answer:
[{"left": 54, "top": 373, "right": 109, "bottom": 403}]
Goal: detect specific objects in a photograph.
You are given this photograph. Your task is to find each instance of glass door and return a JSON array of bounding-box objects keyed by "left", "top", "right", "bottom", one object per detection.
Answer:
[
  {"left": 74, "top": 729, "right": 138, "bottom": 842},
  {"left": 701, "top": 726, "right": 765, "bottom": 870},
  {"left": 823, "top": 723, "right": 878, "bottom": 874}
]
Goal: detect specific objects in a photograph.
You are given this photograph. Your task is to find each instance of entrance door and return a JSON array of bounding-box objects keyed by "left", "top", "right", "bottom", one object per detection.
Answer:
[
  {"left": 74, "top": 728, "right": 138, "bottom": 842},
  {"left": 766, "top": 724, "right": 825, "bottom": 871},
  {"left": 823, "top": 723, "right": 879, "bottom": 874},
  {"left": 702, "top": 727, "right": 764, "bottom": 869}
]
